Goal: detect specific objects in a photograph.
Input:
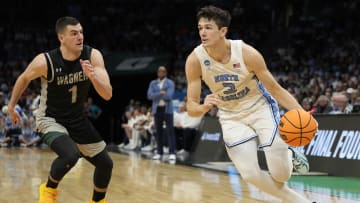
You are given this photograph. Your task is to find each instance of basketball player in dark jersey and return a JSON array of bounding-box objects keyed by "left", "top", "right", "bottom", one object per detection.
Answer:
[{"left": 8, "top": 16, "right": 112, "bottom": 203}]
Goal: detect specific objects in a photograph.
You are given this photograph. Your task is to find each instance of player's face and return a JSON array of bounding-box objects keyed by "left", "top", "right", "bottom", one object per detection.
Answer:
[
  {"left": 198, "top": 18, "right": 226, "bottom": 47},
  {"left": 60, "top": 23, "right": 84, "bottom": 53}
]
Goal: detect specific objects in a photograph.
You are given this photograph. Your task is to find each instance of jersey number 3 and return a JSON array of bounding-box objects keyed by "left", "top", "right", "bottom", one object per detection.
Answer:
[{"left": 223, "top": 82, "right": 237, "bottom": 94}]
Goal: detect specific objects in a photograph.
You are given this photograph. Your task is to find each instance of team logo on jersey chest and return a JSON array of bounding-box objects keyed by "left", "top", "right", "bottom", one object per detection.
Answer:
[{"left": 204, "top": 59, "right": 211, "bottom": 70}]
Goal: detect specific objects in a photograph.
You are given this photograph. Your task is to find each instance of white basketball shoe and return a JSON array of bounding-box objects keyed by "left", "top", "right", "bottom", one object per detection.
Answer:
[{"left": 289, "top": 147, "right": 309, "bottom": 174}]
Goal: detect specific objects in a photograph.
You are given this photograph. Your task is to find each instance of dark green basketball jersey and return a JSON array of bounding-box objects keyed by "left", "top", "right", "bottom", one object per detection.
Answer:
[{"left": 38, "top": 45, "right": 92, "bottom": 120}]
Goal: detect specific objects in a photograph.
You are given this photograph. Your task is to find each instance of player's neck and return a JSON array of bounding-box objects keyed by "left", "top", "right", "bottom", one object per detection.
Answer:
[
  {"left": 205, "top": 39, "right": 231, "bottom": 64},
  {"left": 60, "top": 46, "right": 81, "bottom": 61}
]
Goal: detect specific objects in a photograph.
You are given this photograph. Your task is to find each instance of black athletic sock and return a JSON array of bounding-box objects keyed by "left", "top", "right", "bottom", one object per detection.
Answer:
[
  {"left": 92, "top": 190, "right": 106, "bottom": 202},
  {"left": 46, "top": 177, "right": 59, "bottom": 189}
]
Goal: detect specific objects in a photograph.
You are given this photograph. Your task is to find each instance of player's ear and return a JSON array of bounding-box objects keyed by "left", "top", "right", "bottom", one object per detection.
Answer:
[
  {"left": 220, "top": 27, "right": 228, "bottom": 37},
  {"left": 57, "top": 33, "right": 64, "bottom": 43},
  {"left": 58, "top": 34, "right": 63, "bottom": 42}
]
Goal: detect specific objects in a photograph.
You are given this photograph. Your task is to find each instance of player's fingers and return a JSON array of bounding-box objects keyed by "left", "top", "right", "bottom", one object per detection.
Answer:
[
  {"left": 210, "top": 96, "right": 222, "bottom": 104},
  {"left": 204, "top": 103, "right": 213, "bottom": 109},
  {"left": 11, "top": 118, "right": 18, "bottom": 128},
  {"left": 80, "top": 59, "right": 90, "bottom": 63},
  {"left": 208, "top": 94, "right": 219, "bottom": 99}
]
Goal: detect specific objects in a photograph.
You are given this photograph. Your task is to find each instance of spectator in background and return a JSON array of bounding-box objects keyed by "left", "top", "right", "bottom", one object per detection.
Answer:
[
  {"left": 18, "top": 117, "right": 42, "bottom": 147},
  {"left": 174, "top": 101, "right": 186, "bottom": 151},
  {"left": 85, "top": 97, "right": 102, "bottom": 123},
  {"left": 313, "top": 95, "right": 332, "bottom": 114},
  {"left": 118, "top": 110, "right": 135, "bottom": 148},
  {"left": 123, "top": 107, "right": 147, "bottom": 150},
  {"left": 324, "top": 88, "right": 333, "bottom": 101},
  {"left": 176, "top": 103, "right": 202, "bottom": 160},
  {"left": 147, "top": 66, "right": 176, "bottom": 162},
  {"left": 124, "top": 99, "right": 136, "bottom": 113},
  {"left": 351, "top": 96, "right": 360, "bottom": 113},
  {"left": 301, "top": 97, "right": 315, "bottom": 114},
  {"left": 329, "top": 92, "right": 352, "bottom": 114},
  {"left": 0, "top": 114, "right": 11, "bottom": 147},
  {"left": 140, "top": 106, "right": 156, "bottom": 152},
  {"left": 2, "top": 105, "right": 27, "bottom": 147},
  {"left": 0, "top": 92, "right": 7, "bottom": 108}
]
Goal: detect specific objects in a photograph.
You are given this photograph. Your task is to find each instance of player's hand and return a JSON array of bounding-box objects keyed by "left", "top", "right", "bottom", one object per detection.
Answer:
[
  {"left": 8, "top": 107, "right": 22, "bottom": 128},
  {"left": 80, "top": 59, "right": 95, "bottom": 78},
  {"left": 312, "top": 115, "right": 319, "bottom": 129},
  {"left": 308, "top": 111, "right": 319, "bottom": 130},
  {"left": 203, "top": 94, "right": 222, "bottom": 109}
]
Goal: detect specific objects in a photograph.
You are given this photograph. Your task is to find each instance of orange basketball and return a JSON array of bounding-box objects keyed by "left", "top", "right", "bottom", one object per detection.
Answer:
[{"left": 278, "top": 109, "right": 318, "bottom": 146}]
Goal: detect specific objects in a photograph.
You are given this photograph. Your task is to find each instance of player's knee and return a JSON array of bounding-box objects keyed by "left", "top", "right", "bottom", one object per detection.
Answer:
[
  {"left": 93, "top": 151, "right": 113, "bottom": 171},
  {"left": 267, "top": 158, "right": 292, "bottom": 182},
  {"left": 100, "top": 156, "right": 113, "bottom": 171},
  {"left": 64, "top": 153, "right": 80, "bottom": 169},
  {"left": 237, "top": 167, "right": 261, "bottom": 184},
  {"left": 269, "top": 166, "right": 292, "bottom": 182},
  {"left": 241, "top": 172, "right": 258, "bottom": 184}
]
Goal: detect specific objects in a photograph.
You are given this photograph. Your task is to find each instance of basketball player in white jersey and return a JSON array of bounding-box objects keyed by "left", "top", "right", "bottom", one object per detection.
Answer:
[{"left": 185, "top": 5, "right": 314, "bottom": 203}]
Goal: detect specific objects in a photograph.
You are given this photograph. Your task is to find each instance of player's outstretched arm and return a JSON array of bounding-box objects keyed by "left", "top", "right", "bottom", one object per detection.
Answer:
[
  {"left": 243, "top": 43, "right": 302, "bottom": 111},
  {"left": 8, "top": 54, "right": 47, "bottom": 127}
]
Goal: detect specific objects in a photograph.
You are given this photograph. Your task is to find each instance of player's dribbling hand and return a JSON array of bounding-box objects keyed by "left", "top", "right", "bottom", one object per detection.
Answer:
[
  {"left": 80, "top": 59, "right": 95, "bottom": 78},
  {"left": 307, "top": 110, "right": 319, "bottom": 129},
  {"left": 8, "top": 107, "right": 22, "bottom": 128}
]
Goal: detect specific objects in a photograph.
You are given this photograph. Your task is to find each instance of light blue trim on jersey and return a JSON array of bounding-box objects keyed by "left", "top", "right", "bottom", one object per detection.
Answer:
[
  {"left": 256, "top": 79, "right": 280, "bottom": 148},
  {"left": 225, "top": 134, "right": 257, "bottom": 148}
]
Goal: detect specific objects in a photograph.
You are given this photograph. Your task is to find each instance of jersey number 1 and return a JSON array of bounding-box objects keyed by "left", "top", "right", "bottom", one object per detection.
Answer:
[{"left": 68, "top": 85, "right": 78, "bottom": 103}]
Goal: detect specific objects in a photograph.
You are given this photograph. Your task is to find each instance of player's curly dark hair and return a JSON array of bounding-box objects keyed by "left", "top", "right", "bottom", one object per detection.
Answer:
[{"left": 196, "top": 5, "right": 231, "bottom": 29}]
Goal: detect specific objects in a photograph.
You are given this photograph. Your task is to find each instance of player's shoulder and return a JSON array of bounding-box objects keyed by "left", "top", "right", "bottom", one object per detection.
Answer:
[
  {"left": 241, "top": 40, "right": 256, "bottom": 53},
  {"left": 84, "top": 44, "right": 102, "bottom": 54},
  {"left": 185, "top": 50, "right": 200, "bottom": 66},
  {"left": 88, "top": 46, "right": 103, "bottom": 59},
  {"left": 241, "top": 41, "right": 264, "bottom": 62},
  {"left": 32, "top": 53, "right": 48, "bottom": 67}
]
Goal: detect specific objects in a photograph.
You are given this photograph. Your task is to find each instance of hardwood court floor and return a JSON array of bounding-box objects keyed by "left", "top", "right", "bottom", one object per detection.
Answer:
[{"left": 0, "top": 147, "right": 359, "bottom": 203}]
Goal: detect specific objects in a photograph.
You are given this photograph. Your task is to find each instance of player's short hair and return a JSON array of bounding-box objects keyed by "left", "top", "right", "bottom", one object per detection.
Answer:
[
  {"left": 55, "top": 16, "right": 80, "bottom": 34},
  {"left": 197, "top": 5, "right": 231, "bottom": 28}
]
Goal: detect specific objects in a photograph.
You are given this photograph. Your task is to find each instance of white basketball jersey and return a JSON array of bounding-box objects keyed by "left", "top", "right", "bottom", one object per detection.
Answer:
[{"left": 194, "top": 40, "right": 276, "bottom": 112}]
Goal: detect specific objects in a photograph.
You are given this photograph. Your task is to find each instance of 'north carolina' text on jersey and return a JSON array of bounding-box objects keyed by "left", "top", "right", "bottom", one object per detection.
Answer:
[
  {"left": 194, "top": 40, "right": 276, "bottom": 112},
  {"left": 38, "top": 45, "right": 92, "bottom": 119}
]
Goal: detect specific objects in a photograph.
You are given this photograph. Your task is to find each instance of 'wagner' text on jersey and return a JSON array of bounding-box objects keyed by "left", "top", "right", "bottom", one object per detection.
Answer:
[{"left": 57, "top": 71, "right": 89, "bottom": 85}]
